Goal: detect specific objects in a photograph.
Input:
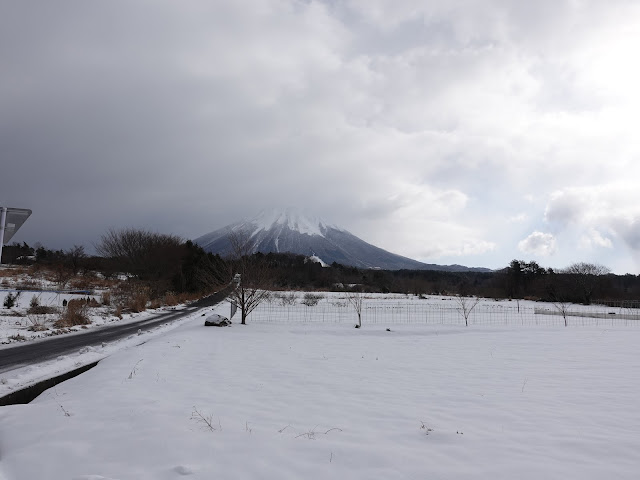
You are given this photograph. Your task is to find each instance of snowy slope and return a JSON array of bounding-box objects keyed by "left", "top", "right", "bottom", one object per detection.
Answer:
[
  {"left": 194, "top": 208, "right": 335, "bottom": 254},
  {"left": 249, "top": 207, "right": 335, "bottom": 237},
  {"left": 195, "top": 208, "right": 487, "bottom": 271}
]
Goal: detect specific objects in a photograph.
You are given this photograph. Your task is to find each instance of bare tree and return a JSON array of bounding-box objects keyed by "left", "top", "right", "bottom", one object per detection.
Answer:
[
  {"left": 65, "top": 245, "right": 86, "bottom": 275},
  {"left": 226, "top": 230, "right": 272, "bottom": 325},
  {"left": 95, "top": 227, "right": 183, "bottom": 278},
  {"left": 563, "top": 262, "right": 610, "bottom": 305},
  {"left": 346, "top": 288, "right": 364, "bottom": 328},
  {"left": 53, "top": 264, "right": 74, "bottom": 289},
  {"left": 552, "top": 299, "right": 571, "bottom": 327},
  {"left": 96, "top": 228, "right": 182, "bottom": 263},
  {"left": 545, "top": 284, "right": 572, "bottom": 327},
  {"left": 455, "top": 295, "right": 480, "bottom": 327}
]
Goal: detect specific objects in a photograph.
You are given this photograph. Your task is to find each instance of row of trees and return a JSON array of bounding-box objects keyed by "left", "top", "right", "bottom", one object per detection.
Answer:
[
  {"left": 259, "top": 257, "right": 635, "bottom": 305},
  {"left": 95, "top": 228, "right": 269, "bottom": 324},
  {"left": 2, "top": 242, "right": 88, "bottom": 274},
  {"left": 5, "top": 228, "right": 638, "bottom": 325},
  {"left": 503, "top": 259, "right": 613, "bottom": 304},
  {"left": 3, "top": 230, "right": 266, "bottom": 324}
]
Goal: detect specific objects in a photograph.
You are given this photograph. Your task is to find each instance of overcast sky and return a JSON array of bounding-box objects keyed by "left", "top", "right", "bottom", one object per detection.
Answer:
[{"left": 2, "top": 0, "right": 640, "bottom": 273}]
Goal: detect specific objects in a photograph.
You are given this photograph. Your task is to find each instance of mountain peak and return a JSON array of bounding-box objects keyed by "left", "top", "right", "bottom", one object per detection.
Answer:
[
  {"left": 194, "top": 209, "right": 490, "bottom": 272},
  {"left": 248, "top": 207, "right": 338, "bottom": 238},
  {"left": 195, "top": 208, "right": 428, "bottom": 269}
]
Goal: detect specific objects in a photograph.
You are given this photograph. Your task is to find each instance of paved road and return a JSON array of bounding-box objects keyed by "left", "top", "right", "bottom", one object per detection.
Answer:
[{"left": 0, "top": 288, "right": 230, "bottom": 374}]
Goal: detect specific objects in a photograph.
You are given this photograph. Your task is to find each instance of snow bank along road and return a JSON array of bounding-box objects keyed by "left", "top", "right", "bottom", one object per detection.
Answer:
[{"left": 0, "top": 288, "right": 230, "bottom": 376}]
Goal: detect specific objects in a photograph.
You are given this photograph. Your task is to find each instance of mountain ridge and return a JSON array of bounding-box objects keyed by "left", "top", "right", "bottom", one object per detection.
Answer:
[{"left": 194, "top": 208, "right": 491, "bottom": 272}]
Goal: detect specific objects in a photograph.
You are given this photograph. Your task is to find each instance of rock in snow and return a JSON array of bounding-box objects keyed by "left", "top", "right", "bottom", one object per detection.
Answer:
[{"left": 204, "top": 314, "right": 231, "bottom": 327}]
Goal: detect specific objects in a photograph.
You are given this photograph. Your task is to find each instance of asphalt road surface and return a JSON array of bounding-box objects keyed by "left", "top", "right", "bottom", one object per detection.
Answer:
[{"left": 0, "top": 288, "right": 230, "bottom": 374}]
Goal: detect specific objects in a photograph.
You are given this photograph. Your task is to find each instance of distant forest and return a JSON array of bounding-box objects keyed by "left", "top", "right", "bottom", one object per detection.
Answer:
[
  {"left": 262, "top": 255, "right": 640, "bottom": 305},
  {"left": 3, "top": 240, "right": 640, "bottom": 305}
]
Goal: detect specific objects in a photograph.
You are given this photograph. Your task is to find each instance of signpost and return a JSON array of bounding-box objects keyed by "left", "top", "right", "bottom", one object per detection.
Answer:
[
  {"left": 0, "top": 207, "right": 32, "bottom": 264},
  {"left": 230, "top": 274, "right": 240, "bottom": 318}
]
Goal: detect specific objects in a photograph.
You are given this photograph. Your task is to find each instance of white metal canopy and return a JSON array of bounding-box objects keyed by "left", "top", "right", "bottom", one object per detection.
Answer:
[{"left": 0, "top": 207, "right": 32, "bottom": 264}]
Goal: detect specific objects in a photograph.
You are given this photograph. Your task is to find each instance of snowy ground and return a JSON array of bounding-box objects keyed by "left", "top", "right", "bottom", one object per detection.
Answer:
[
  {"left": 0, "top": 288, "right": 198, "bottom": 398},
  {"left": 254, "top": 292, "right": 640, "bottom": 327},
  {"left": 1, "top": 289, "right": 135, "bottom": 344},
  {"left": 0, "top": 303, "right": 203, "bottom": 400},
  {"left": 0, "top": 266, "right": 132, "bottom": 346},
  {"left": 1, "top": 293, "right": 639, "bottom": 479}
]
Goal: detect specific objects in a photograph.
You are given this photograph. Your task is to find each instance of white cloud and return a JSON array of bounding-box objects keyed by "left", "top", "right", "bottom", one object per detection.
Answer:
[
  {"left": 544, "top": 184, "right": 640, "bottom": 253},
  {"left": 445, "top": 239, "right": 497, "bottom": 257},
  {"left": 518, "top": 232, "right": 557, "bottom": 257},
  {"left": 545, "top": 190, "right": 587, "bottom": 225},
  {"left": 508, "top": 213, "right": 528, "bottom": 223},
  {"left": 350, "top": 181, "right": 495, "bottom": 261},
  {"left": 579, "top": 228, "right": 613, "bottom": 250}
]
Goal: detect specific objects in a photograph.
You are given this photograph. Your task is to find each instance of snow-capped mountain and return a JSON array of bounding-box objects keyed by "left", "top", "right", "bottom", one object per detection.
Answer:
[{"left": 194, "top": 208, "right": 488, "bottom": 272}]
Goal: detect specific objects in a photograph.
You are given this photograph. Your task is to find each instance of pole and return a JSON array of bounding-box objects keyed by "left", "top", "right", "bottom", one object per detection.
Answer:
[{"left": 0, "top": 207, "right": 7, "bottom": 265}]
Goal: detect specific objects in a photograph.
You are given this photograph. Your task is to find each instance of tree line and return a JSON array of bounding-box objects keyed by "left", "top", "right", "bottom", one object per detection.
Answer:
[
  {"left": 4, "top": 229, "right": 640, "bottom": 309},
  {"left": 263, "top": 256, "right": 640, "bottom": 305}
]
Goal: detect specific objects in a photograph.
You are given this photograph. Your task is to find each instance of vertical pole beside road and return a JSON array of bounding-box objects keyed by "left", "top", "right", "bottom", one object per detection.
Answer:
[{"left": 0, "top": 206, "right": 7, "bottom": 264}]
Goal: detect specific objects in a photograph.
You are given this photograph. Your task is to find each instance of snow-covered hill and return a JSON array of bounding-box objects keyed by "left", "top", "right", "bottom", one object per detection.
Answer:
[{"left": 194, "top": 208, "right": 489, "bottom": 272}]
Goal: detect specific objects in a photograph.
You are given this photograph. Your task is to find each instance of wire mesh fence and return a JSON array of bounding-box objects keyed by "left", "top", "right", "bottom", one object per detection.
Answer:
[{"left": 245, "top": 294, "right": 640, "bottom": 328}]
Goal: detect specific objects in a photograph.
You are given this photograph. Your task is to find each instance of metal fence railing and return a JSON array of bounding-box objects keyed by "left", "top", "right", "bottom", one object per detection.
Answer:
[{"left": 246, "top": 296, "right": 640, "bottom": 328}]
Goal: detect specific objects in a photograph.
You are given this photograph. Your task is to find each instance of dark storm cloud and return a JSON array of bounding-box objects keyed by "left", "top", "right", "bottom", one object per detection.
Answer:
[
  {"left": 1, "top": 1, "right": 344, "bottom": 247},
  {"left": 2, "top": 1, "right": 640, "bottom": 273},
  {"left": 1, "top": 3, "right": 214, "bottom": 242}
]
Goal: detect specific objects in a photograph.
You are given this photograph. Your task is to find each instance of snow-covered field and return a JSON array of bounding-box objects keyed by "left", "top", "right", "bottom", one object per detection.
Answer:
[
  {"left": 0, "top": 266, "right": 128, "bottom": 346},
  {"left": 253, "top": 292, "right": 640, "bottom": 327},
  {"left": 1, "top": 293, "right": 639, "bottom": 479},
  {"left": 1, "top": 289, "right": 122, "bottom": 344},
  {"left": 0, "top": 287, "right": 196, "bottom": 397}
]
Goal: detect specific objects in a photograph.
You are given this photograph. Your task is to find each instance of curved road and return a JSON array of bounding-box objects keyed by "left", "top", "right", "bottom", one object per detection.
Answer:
[{"left": 0, "top": 288, "right": 230, "bottom": 374}]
